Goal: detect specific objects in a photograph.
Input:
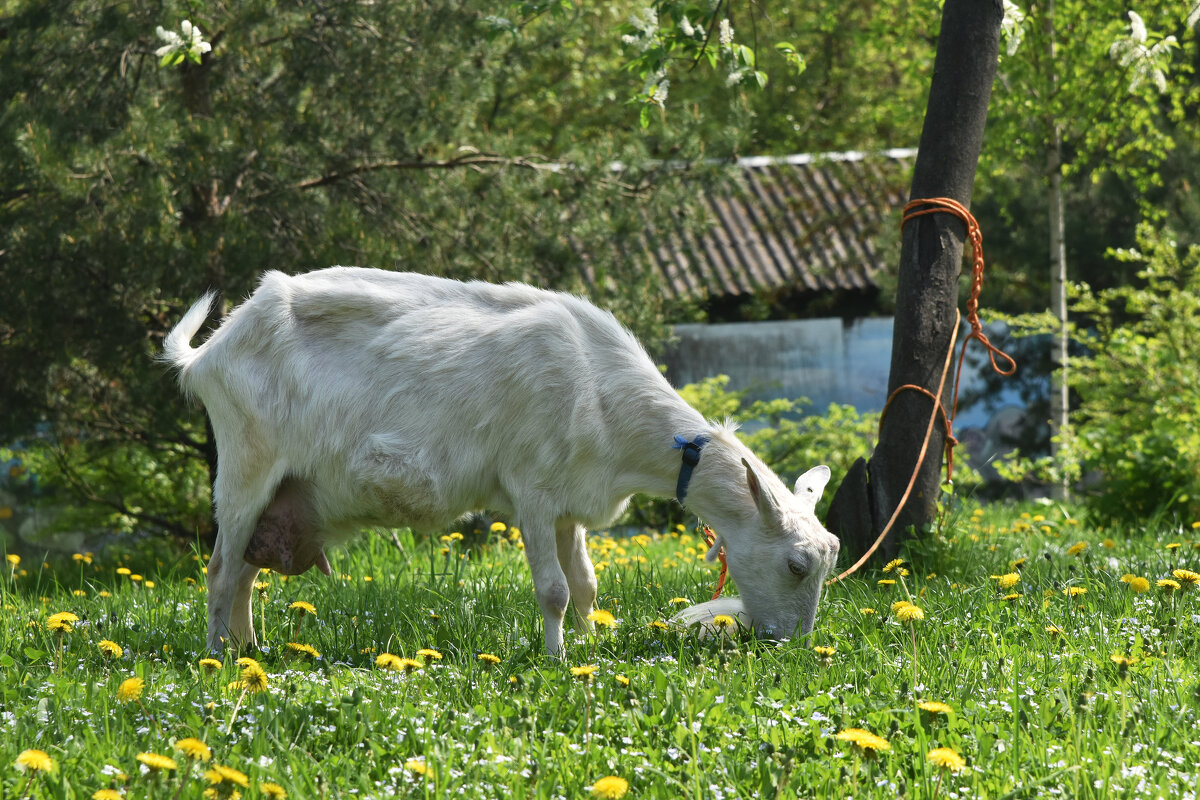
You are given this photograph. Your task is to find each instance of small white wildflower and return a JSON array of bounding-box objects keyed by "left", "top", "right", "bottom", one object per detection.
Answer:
[
  {"left": 680, "top": 15, "right": 695, "bottom": 37},
  {"left": 718, "top": 18, "right": 734, "bottom": 47}
]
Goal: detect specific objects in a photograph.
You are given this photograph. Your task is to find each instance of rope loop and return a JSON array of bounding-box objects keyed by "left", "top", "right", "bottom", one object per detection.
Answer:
[
  {"left": 699, "top": 524, "right": 728, "bottom": 600},
  {"left": 828, "top": 198, "right": 1017, "bottom": 586}
]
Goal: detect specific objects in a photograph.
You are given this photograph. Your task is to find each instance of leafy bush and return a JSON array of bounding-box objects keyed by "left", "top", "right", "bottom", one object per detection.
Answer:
[
  {"left": 1, "top": 425, "right": 212, "bottom": 546},
  {"left": 999, "top": 225, "right": 1200, "bottom": 523},
  {"left": 619, "top": 376, "right": 880, "bottom": 530}
]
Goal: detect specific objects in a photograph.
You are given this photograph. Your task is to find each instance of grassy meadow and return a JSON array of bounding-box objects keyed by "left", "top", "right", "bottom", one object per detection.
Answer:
[{"left": 3, "top": 504, "right": 1200, "bottom": 799}]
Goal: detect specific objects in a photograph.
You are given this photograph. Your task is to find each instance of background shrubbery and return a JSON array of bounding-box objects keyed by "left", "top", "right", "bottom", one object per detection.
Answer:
[{"left": 1000, "top": 226, "right": 1200, "bottom": 523}]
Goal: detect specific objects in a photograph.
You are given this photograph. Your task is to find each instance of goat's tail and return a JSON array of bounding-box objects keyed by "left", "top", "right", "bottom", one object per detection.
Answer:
[{"left": 162, "top": 292, "right": 218, "bottom": 377}]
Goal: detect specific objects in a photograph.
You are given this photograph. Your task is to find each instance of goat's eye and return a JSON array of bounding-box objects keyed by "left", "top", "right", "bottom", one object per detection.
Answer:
[{"left": 787, "top": 559, "right": 807, "bottom": 578}]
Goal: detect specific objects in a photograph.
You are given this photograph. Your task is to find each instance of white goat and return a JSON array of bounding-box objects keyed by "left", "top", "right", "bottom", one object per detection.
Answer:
[{"left": 163, "top": 267, "right": 840, "bottom": 655}]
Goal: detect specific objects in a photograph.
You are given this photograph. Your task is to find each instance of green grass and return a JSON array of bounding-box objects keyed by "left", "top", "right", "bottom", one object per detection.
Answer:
[{"left": 3, "top": 506, "right": 1200, "bottom": 799}]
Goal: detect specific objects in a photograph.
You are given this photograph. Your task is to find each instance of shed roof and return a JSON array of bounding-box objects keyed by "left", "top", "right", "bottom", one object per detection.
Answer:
[{"left": 640, "top": 148, "right": 916, "bottom": 301}]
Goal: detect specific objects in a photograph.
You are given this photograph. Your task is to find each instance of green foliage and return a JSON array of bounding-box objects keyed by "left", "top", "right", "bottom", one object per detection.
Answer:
[
  {"left": 0, "top": 0, "right": 741, "bottom": 534},
  {"left": 621, "top": 376, "right": 880, "bottom": 529},
  {"left": 2, "top": 426, "right": 211, "bottom": 542},
  {"left": 1000, "top": 225, "right": 1200, "bottom": 522}
]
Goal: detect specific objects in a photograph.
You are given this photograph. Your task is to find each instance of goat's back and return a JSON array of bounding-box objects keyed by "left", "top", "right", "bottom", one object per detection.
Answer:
[{"left": 167, "top": 268, "right": 691, "bottom": 527}]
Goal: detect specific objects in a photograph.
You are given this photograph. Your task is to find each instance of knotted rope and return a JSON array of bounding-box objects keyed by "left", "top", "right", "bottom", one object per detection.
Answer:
[{"left": 827, "top": 197, "right": 1016, "bottom": 585}]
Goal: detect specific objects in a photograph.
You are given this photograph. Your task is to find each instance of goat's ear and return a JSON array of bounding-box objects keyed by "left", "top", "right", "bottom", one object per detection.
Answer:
[
  {"left": 793, "top": 465, "right": 832, "bottom": 511},
  {"left": 743, "top": 457, "right": 782, "bottom": 523}
]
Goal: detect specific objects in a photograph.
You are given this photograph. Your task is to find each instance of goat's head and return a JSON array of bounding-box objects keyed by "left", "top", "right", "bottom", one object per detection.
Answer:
[{"left": 709, "top": 461, "right": 839, "bottom": 640}]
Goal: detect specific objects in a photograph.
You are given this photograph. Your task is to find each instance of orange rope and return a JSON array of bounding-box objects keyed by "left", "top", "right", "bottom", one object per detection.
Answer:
[
  {"left": 827, "top": 197, "right": 1016, "bottom": 585},
  {"left": 699, "top": 524, "right": 728, "bottom": 600},
  {"left": 888, "top": 197, "right": 1018, "bottom": 481},
  {"left": 828, "top": 311, "right": 959, "bottom": 585}
]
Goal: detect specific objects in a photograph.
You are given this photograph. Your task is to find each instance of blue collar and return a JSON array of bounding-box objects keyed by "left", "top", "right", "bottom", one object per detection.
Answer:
[{"left": 672, "top": 434, "right": 710, "bottom": 505}]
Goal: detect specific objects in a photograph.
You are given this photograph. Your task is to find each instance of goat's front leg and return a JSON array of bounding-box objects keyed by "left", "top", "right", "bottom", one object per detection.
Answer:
[{"left": 520, "top": 519, "right": 571, "bottom": 656}]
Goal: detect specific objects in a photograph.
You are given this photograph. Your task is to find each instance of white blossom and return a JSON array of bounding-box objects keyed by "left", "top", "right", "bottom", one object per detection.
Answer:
[
  {"left": 1109, "top": 11, "right": 1175, "bottom": 94},
  {"left": 1000, "top": 0, "right": 1025, "bottom": 56},
  {"left": 154, "top": 19, "right": 212, "bottom": 64},
  {"left": 718, "top": 18, "right": 734, "bottom": 47}
]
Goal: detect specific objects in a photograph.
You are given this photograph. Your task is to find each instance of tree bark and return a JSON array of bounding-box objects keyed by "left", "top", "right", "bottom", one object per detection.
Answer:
[
  {"left": 826, "top": 0, "right": 1004, "bottom": 562},
  {"left": 1045, "top": 1, "right": 1071, "bottom": 501}
]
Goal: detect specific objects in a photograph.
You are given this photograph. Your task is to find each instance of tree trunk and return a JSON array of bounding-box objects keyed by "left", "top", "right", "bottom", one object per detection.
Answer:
[
  {"left": 1045, "top": 1, "right": 1071, "bottom": 501},
  {"left": 826, "top": 0, "right": 1004, "bottom": 563}
]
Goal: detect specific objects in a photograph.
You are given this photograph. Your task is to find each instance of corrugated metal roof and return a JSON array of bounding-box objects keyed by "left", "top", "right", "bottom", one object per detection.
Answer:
[{"left": 641, "top": 149, "right": 916, "bottom": 301}]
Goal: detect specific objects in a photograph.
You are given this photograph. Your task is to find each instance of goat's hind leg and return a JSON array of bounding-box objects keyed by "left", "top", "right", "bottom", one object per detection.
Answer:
[
  {"left": 520, "top": 514, "right": 571, "bottom": 656},
  {"left": 556, "top": 519, "right": 597, "bottom": 632}
]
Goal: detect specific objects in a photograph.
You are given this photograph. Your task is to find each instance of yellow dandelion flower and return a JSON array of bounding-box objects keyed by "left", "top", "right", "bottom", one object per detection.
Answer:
[
  {"left": 175, "top": 738, "right": 213, "bottom": 762},
  {"left": 136, "top": 752, "right": 177, "bottom": 772},
  {"left": 860, "top": 607, "right": 876, "bottom": 615},
  {"left": 1102, "top": 538, "right": 1116, "bottom": 548},
  {"left": 890, "top": 600, "right": 913, "bottom": 613},
  {"left": 1010, "top": 557, "right": 1027, "bottom": 570},
  {"left": 587, "top": 609, "right": 617, "bottom": 629},
  {"left": 260, "top": 781, "right": 288, "bottom": 799},
  {"left": 234, "top": 656, "right": 260, "bottom": 669},
  {"left": 1172, "top": 569, "right": 1199, "bottom": 585},
  {"left": 877, "top": 578, "right": 896, "bottom": 586},
  {"left": 614, "top": 674, "right": 631, "bottom": 687},
  {"left": 648, "top": 619, "right": 668, "bottom": 630},
  {"left": 1045, "top": 625, "right": 1064, "bottom": 636},
  {"left": 1158, "top": 578, "right": 1181, "bottom": 592},
  {"left": 668, "top": 597, "right": 690, "bottom": 605},
  {"left": 116, "top": 676, "right": 145, "bottom": 703},
  {"left": 1127, "top": 576, "right": 1150, "bottom": 593},
  {"left": 6, "top": 554, "right": 19, "bottom": 567},
  {"left": 1002, "top": 592, "right": 1022, "bottom": 602},
  {"left": 590, "top": 775, "right": 630, "bottom": 799},
  {"left": 991, "top": 572, "right": 1020, "bottom": 590},
  {"left": 198, "top": 657, "right": 223, "bottom": 672},
  {"left": 490, "top": 521, "right": 507, "bottom": 534},
  {"left": 812, "top": 645, "right": 836, "bottom": 658},
  {"left": 570, "top": 664, "right": 598, "bottom": 683},
  {"left": 205, "top": 764, "right": 250, "bottom": 788},
  {"left": 240, "top": 664, "right": 269, "bottom": 693},
  {"left": 97, "top": 640, "right": 123, "bottom": 658},
  {"left": 46, "top": 611, "right": 80, "bottom": 633},
  {"left": 1110, "top": 653, "right": 1139, "bottom": 667},
  {"left": 477, "top": 653, "right": 501, "bottom": 666},
  {"left": 15, "top": 748, "right": 55, "bottom": 773},
  {"left": 895, "top": 604, "right": 924, "bottom": 622},
  {"left": 72, "top": 589, "right": 87, "bottom": 597},
  {"left": 881, "top": 558, "right": 905, "bottom": 574},
  {"left": 375, "top": 653, "right": 403, "bottom": 671},
  {"left": 926, "top": 747, "right": 966, "bottom": 772},
  {"left": 1063, "top": 586, "right": 1087, "bottom": 597},
  {"left": 93, "top": 790, "right": 123, "bottom": 800},
  {"left": 286, "top": 642, "right": 320, "bottom": 658},
  {"left": 917, "top": 700, "right": 953, "bottom": 714},
  {"left": 1066, "top": 541, "right": 1087, "bottom": 557},
  {"left": 835, "top": 728, "right": 891, "bottom": 752},
  {"left": 116, "top": 567, "right": 131, "bottom": 576},
  {"left": 711, "top": 614, "right": 736, "bottom": 630},
  {"left": 416, "top": 648, "right": 442, "bottom": 663},
  {"left": 404, "top": 758, "right": 429, "bottom": 776},
  {"left": 288, "top": 601, "right": 316, "bottom": 615}
]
